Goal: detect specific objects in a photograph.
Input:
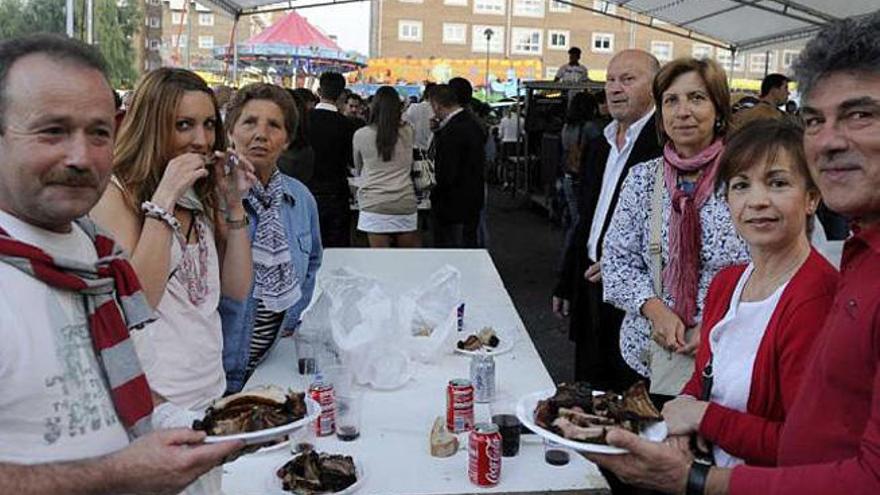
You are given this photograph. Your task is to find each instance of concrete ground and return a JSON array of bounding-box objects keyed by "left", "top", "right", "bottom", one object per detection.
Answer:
[{"left": 484, "top": 186, "right": 576, "bottom": 384}]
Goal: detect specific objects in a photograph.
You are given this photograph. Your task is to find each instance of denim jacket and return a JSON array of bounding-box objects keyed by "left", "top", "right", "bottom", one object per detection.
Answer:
[{"left": 220, "top": 175, "right": 323, "bottom": 393}]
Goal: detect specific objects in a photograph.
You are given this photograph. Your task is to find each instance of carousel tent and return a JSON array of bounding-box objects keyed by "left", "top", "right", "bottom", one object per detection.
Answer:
[
  {"left": 213, "top": 9, "right": 366, "bottom": 79},
  {"left": 201, "top": 0, "right": 877, "bottom": 52}
]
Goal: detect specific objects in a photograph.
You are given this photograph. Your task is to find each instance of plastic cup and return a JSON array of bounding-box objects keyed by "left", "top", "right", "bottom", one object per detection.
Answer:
[
  {"left": 491, "top": 413, "right": 522, "bottom": 457},
  {"left": 335, "top": 392, "right": 363, "bottom": 442},
  {"left": 294, "top": 333, "right": 318, "bottom": 377},
  {"left": 543, "top": 438, "right": 570, "bottom": 466}
]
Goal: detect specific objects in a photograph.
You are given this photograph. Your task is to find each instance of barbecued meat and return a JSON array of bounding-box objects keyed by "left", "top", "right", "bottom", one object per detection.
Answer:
[
  {"left": 277, "top": 449, "right": 357, "bottom": 494},
  {"left": 534, "top": 381, "right": 659, "bottom": 444},
  {"left": 621, "top": 382, "right": 663, "bottom": 421},
  {"left": 193, "top": 386, "right": 307, "bottom": 436}
]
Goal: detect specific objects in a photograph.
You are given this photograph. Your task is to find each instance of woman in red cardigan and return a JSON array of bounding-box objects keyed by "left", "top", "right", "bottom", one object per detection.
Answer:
[{"left": 660, "top": 119, "right": 839, "bottom": 467}]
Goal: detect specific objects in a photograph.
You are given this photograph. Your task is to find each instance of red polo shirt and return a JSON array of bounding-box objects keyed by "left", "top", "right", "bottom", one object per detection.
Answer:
[{"left": 730, "top": 225, "right": 880, "bottom": 494}]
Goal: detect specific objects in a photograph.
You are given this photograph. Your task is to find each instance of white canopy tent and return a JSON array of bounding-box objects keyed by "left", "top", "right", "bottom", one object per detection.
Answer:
[{"left": 201, "top": 0, "right": 877, "bottom": 51}]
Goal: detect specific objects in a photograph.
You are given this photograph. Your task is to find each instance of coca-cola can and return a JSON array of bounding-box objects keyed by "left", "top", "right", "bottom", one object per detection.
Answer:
[
  {"left": 446, "top": 378, "right": 474, "bottom": 433},
  {"left": 309, "top": 379, "right": 335, "bottom": 436},
  {"left": 468, "top": 422, "right": 502, "bottom": 487}
]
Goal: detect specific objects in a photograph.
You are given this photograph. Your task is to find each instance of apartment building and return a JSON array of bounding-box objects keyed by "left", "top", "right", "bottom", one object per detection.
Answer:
[
  {"left": 137, "top": 0, "right": 165, "bottom": 73},
  {"left": 370, "top": 0, "right": 806, "bottom": 81}
]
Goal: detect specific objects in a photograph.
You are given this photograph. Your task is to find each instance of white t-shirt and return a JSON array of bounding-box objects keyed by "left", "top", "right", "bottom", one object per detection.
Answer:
[
  {"left": 0, "top": 210, "right": 130, "bottom": 463},
  {"left": 499, "top": 115, "right": 523, "bottom": 143},
  {"left": 708, "top": 263, "right": 786, "bottom": 468},
  {"left": 403, "top": 100, "right": 435, "bottom": 150},
  {"left": 555, "top": 63, "right": 590, "bottom": 83}
]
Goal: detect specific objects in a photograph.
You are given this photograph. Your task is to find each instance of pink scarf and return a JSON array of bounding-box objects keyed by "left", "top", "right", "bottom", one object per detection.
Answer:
[{"left": 662, "top": 139, "right": 724, "bottom": 326}]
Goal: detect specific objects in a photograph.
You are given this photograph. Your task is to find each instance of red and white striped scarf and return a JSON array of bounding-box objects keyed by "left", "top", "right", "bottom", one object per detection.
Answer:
[{"left": 0, "top": 218, "right": 155, "bottom": 437}]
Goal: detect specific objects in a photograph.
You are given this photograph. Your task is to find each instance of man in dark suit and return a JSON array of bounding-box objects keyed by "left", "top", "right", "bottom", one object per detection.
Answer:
[
  {"left": 306, "top": 72, "right": 355, "bottom": 247},
  {"left": 553, "top": 50, "right": 662, "bottom": 392},
  {"left": 428, "top": 84, "right": 486, "bottom": 248}
]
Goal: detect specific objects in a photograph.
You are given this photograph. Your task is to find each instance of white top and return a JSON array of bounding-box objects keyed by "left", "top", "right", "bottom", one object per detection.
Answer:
[
  {"left": 403, "top": 100, "right": 435, "bottom": 150},
  {"left": 587, "top": 108, "right": 655, "bottom": 261},
  {"left": 555, "top": 63, "right": 590, "bottom": 83},
  {"left": 0, "top": 210, "right": 130, "bottom": 463},
  {"left": 223, "top": 249, "right": 609, "bottom": 494},
  {"left": 709, "top": 263, "right": 786, "bottom": 468},
  {"left": 132, "top": 217, "right": 225, "bottom": 410},
  {"left": 499, "top": 114, "right": 523, "bottom": 143}
]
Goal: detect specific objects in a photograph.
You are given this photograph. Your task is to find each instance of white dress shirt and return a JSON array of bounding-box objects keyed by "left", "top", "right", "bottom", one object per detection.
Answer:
[
  {"left": 315, "top": 102, "right": 339, "bottom": 112},
  {"left": 587, "top": 108, "right": 655, "bottom": 261},
  {"left": 403, "top": 100, "right": 435, "bottom": 150}
]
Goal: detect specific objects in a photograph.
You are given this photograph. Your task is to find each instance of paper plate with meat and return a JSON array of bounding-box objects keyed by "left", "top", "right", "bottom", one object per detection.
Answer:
[
  {"left": 271, "top": 448, "right": 364, "bottom": 494},
  {"left": 454, "top": 326, "right": 514, "bottom": 356},
  {"left": 516, "top": 382, "right": 667, "bottom": 454},
  {"left": 194, "top": 385, "right": 320, "bottom": 446}
]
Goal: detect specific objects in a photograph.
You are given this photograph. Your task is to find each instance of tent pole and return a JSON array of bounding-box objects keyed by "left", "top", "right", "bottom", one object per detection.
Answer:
[{"left": 233, "top": 14, "right": 240, "bottom": 87}]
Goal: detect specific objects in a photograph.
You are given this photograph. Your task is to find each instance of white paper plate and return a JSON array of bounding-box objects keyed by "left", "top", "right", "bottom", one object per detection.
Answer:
[
  {"left": 204, "top": 396, "right": 321, "bottom": 446},
  {"left": 269, "top": 455, "right": 365, "bottom": 494},
  {"left": 453, "top": 336, "right": 514, "bottom": 357},
  {"left": 516, "top": 389, "right": 667, "bottom": 455}
]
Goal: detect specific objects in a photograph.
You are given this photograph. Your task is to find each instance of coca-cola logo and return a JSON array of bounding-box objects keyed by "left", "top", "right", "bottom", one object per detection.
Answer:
[{"left": 485, "top": 438, "right": 501, "bottom": 484}]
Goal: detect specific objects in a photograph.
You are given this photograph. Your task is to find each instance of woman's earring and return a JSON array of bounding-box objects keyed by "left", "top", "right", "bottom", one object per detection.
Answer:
[{"left": 714, "top": 118, "right": 723, "bottom": 132}]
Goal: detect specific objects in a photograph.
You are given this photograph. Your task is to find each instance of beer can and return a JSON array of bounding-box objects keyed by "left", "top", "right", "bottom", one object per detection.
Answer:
[
  {"left": 309, "top": 378, "right": 336, "bottom": 436},
  {"left": 470, "top": 354, "right": 495, "bottom": 403},
  {"left": 446, "top": 379, "right": 474, "bottom": 433},
  {"left": 468, "top": 422, "right": 502, "bottom": 486}
]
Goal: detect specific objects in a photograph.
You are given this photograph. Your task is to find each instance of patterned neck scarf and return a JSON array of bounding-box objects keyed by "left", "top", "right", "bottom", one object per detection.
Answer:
[
  {"left": 0, "top": 217, "right": 155, "bottom": 438},
  {"left": 661, "top": 139, "right": 725, "bottom": 326},
  {"left": 247, "top": 170, "right": 301, "bottom": 312}
]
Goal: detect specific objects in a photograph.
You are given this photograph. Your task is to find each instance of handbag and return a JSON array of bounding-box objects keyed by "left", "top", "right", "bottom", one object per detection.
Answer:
[
  {"left": 646, "top": 161, "right": 696, "bottom": 396},
  {"left": 411, "top": 148, "right": 436, "bottom": 192}
]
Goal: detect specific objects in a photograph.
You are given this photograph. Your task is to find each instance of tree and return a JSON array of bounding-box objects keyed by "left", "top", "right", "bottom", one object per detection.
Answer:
[{"left": 0, "top": 0, "right": 142, "bottom": 87}]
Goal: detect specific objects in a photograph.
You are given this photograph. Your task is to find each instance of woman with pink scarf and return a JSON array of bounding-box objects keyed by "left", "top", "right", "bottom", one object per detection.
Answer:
[{"left": 602, "top": 58, "right": 749, "bottom": 400}]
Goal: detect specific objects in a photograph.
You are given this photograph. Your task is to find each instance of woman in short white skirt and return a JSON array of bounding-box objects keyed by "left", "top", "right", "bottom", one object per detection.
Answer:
[{"left": 353, "top": 86, "right": 420, "bottom": 247}]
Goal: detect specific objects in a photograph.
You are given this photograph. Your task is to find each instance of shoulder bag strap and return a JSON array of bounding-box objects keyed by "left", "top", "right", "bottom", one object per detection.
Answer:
[{"left": 648, "top": 161, "right": 665, "bottom": 297}]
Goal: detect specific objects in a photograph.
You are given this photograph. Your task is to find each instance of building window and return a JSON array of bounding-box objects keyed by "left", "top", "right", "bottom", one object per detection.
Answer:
[
  {"left": 147, "top": 16, "right": 160, "bottom": 28},
  {"left": 782, "top": 49, "right": 800, "bottom": 69},
  {"left": 650, "top": 41, "right": 674, "bottom": 63},
  {"left": 547, "top": 29, "right": 569, "bottom": 50},
  {"left": 149, "top": 39, "right": 161, "bottom": 50},
  {"left": 549, "top": 1, "right": 570, "bottom": 13},
  {"left": 199, "top": 13, "right": 214, "bottom": 26},
  {"left": 444, "top": 0, "right": 467, "bottom": 4},
  {"left": 474, "top": 0, "right": 504, "bottom": 15},
  {"left": 398, "top": 20, "right": 423, "bottom": 42},
  {"left": 591, "top": 32, "right": 613, "bottom": 53},
  {"left": 513, "top": 0, "right": 544, "bottom": 17},
  {"left": 198, "top": 35, "right": 214, "bottom": 49},
  {"left": 148, "top": 0, "right": 160, "bottom": 5},
  {"left": 472, "top": 25, "right": 504, "bottom": 53},
  {"left": 750, "top": 51, "right": 776, "bottom": 73},
  {"left": 172, "top": 34, "right": 187, "bottom": 48},
  {"left": 592, "top": 0, "right": 616, "bottom": 15},
  {"left": 511, "top": 27, "right": 542, "bottom": 54},
  {"left": 716, "top": 50, "right": 744, "bottom": 73},
  {"left": 172, "top": 12, "right": 185, "bottom": 24},
  {"left": 443, "top": 23, "right": 467, "bottom": 44},
  {"left": 692, "top": 43, "right": 713, "bottom": 60}
]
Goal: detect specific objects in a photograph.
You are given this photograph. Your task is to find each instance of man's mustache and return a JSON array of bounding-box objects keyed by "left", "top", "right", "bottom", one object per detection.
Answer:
[{"left": 44, "top": 168, "right": 102, "bottom": 188}]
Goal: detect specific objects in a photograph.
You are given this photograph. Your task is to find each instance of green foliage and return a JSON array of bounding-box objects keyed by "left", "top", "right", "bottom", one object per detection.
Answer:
[{"left": 0, "top": 0, "right": 142, "bottom": 87}]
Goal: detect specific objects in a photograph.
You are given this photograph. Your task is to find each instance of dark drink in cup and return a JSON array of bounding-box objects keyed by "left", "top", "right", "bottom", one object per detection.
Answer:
[{"left": 491, "top": 414, "right": 521, "bottom": 457}]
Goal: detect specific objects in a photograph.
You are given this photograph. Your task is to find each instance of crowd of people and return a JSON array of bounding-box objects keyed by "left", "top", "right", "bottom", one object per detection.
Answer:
[{"left": 0, "top": 9, "right": 878, "bottom": 495}]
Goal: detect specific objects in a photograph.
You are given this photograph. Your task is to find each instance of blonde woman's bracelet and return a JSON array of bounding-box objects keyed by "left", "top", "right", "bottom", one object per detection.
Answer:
[{"left": 141, "top": 201, "right": 180, "bottom": 232}]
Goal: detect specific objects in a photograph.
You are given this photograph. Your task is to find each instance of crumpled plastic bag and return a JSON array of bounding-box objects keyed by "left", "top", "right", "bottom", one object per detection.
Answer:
[
  {"left": 397, "top": 265, "right": 462, "bottom": 364},
  {"left": 316, "top": 268, "right": 412, "bottom": 389}
]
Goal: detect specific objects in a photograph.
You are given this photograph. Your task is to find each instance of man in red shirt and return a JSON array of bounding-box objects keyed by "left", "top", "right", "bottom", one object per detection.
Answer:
[{"left": 587, "top": 11, "right": 880, "bottom": 495}]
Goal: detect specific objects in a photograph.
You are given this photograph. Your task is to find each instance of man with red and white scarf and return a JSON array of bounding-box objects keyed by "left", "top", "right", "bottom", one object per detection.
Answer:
[{"left": 0, "top": 34, "right": 242, "bottom": 494}]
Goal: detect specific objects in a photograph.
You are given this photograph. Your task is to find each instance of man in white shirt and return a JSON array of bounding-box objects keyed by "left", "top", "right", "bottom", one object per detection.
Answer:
[
  {"left": 553, "top": 50, "right": 662, "bottom": 391},
  {"left": 0, "top": 34, "right": 241, "bottom": 494},
  {"left": 403, "top": 82, "right": 437, "bottom": 152},
  {"left": 554, "top": 47, "right": 590, "bottom": 83}
]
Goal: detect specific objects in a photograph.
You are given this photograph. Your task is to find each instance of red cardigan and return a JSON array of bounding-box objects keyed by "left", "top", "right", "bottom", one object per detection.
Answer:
[{"left": 680, "top": 248, "right": 839, "bottom": 466}]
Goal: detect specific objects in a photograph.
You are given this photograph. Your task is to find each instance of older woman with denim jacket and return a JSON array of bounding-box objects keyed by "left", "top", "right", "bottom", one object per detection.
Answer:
[{"left": 220, "top": 83, "right": 323, "bottom": 393}]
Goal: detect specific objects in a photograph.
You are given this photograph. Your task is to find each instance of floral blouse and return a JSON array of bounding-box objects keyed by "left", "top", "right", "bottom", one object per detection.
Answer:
[{"left": 602, "top": 157, "right": 750, "bottom": 377}]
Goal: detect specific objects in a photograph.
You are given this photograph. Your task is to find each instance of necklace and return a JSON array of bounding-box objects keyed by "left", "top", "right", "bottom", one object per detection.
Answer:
[{"left": 742, "top": 249, "right": 808, "bottom": 302}]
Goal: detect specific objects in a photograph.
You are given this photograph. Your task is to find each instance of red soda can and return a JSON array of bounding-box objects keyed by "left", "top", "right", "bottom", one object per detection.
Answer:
[
  {"left": 309, "top": 378, "right": 335, "bottom": 436},
  {"left": 446, "top": 379, "right": 474, "bottom": 433},
  {"left": 468, "top": 422, "right": 502, "bottom": 486}
]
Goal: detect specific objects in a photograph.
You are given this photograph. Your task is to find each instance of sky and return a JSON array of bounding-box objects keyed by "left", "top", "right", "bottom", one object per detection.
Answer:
[{"left": 297, "top": 2, "right": 372, "bottom": 55}]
